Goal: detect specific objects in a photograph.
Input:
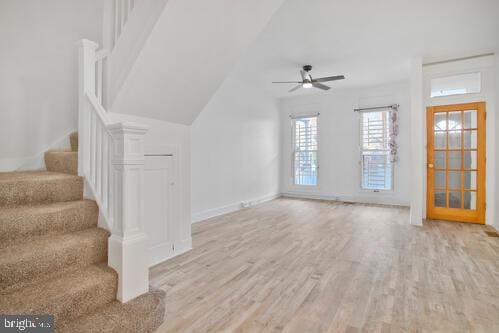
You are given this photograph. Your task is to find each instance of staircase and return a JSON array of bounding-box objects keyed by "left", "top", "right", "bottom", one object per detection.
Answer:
[{"left": 0, "top": 133, "right": 165, "bottom": 332}]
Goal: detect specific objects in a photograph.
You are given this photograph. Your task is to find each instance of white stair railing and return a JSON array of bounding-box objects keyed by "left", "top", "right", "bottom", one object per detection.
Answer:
[
  {"left": 103, "top": 0, "right": 137, "bottom": 51},
  {"left": 114, "top": 0, "right": 136, "bottom": 46},
  {"left": 97, "top": 0, "right": 138, "bottom": 107},
  {"left": 78, "top": 39, "right": 149, "bottom": 303}
]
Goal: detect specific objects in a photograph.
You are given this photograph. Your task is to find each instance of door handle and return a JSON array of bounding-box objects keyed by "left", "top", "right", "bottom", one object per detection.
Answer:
[{"left": 428, "top": 163, "right": 434, "bottom": 169}]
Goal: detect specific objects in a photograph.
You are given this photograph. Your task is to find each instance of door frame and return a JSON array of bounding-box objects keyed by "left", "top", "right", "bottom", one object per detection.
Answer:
[{"left": 426, "top": 102, "right": 486, "bottom": 224}]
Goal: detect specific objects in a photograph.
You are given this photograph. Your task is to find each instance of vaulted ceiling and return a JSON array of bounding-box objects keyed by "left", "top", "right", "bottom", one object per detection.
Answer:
[
  {"left": 111, "top": 0, "right": 287, "bottom": 124},
  {"left": 232, "top": 0, "right": 499, "bottom": 98}
]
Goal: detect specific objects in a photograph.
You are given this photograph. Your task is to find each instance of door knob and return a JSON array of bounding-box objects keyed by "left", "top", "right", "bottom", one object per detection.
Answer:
[{"left": 428, "top": 163, "right": 434, "bottom": 168}]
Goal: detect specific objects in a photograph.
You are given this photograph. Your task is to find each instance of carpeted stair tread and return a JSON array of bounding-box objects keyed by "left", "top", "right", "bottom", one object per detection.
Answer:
[
  {"left": 0, "top": 131, "right": 165, "bottom": 331},
  {"left": 0, "top": 171, "right": 83, "bottom": 207},
  {"left": 70, "top": 132, "right": 78, "bottom": 152},
  {"left": 58, "top": 289, "right": 166, "bottom": 333},
  {"left": 0, "top": 263, "right": 117, "bottom": 328},
  {"left": 0, "top": 227, "right": 109, "bottom": 293},
  {"left": 45, "top": 150, "right": 78, "bottom": 175},
  {"left": 0, "top": 200, "right": 98, "bottom": 249}
]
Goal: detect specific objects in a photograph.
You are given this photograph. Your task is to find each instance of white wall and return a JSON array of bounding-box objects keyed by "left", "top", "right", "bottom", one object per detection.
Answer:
[
  {"left": 191, "top": 77, "right": 281, "bottom": 222},
  {"left": 0, "top": 0, "right": 103, "bottom": 170},
  {"left": 496, "top": 55, "right": 499, "bottom": 230},
  {"left": 107, "top": 112, "right": 192, "bottom": 260},
  {"left": 279, "top": 82, "right": 411, "bottom": 206},
  {"left": 423, "top": 55, "right": 497, "bottom": 227},
  {"left": 409, "top": 57, "right": 424, "bottom": 225}
]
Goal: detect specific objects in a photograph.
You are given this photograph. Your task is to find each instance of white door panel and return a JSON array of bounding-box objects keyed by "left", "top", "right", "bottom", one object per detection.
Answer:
[{"left": 144, "top": 155, "right": 175, "bottom": 266}]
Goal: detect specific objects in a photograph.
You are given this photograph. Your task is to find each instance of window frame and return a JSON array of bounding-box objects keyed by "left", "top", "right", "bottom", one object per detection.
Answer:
[
  {"left": 291, "top": 115, "right": 319, "bottom": 188},
  {"left": 358, "top": 110, "right": 394, "bottom": 192}
]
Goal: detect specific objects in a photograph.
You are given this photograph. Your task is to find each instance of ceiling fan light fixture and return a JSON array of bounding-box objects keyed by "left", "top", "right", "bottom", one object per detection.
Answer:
[{"left": 272, "top": 65, "right": 345, "bottom": 93}]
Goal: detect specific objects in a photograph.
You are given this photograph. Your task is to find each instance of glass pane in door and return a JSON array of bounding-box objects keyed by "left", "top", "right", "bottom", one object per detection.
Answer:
[
  {"left": 434, "top": 190, "right": 446, "bottom": 207},
  {"left": 463, "top": 151, "right": 477, "bottom": 169},
  {"left": 463, "top": 110, "right": 477, "bottom": 129},
  {"left": 463, "top": 191, "right": 477, "bottom": 210},
  {"left": 434, "top": 171, "right": 446, "bottom": 188},
  {"left": 448, "top": 151, "right": 461, "bottom": 170},
  {"left": 435, "top": 151, "right": 446, "bottom": 169},
  {"left": 464, "top": 130, "right": 478, "bottom": 149}
]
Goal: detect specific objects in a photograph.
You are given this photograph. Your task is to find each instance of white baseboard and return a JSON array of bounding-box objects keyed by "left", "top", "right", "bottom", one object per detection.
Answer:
[
  {"left": 282, "top": 191, "right": 410, "bottom": 207},
  {"left": 0, "top": 128, "right": 76, "bottom": 172},
  {"left": 149, "top": 237, "right": 192, "bottom": 267},
  {"left": 191, "top": 192, "right": 281, "bottom": 224}
]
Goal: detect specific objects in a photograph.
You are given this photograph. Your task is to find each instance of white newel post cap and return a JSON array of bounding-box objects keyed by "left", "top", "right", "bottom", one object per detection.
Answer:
[
  {"left": 77, "top": 38, "right": 99, "bottom": 50},
  {"left": 107, "top": 122, "right": 150, "bottom": 135}
]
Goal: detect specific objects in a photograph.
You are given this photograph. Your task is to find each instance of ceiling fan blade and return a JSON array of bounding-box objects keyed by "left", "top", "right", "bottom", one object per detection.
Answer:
[
  {"left": 289, "top": 85, "right": 302, "bottom": 92},
  {"left": 272, "top": 81, "right": 302, "bottom": 84},
  {"left": 312, "top": 82, "right": 331, "bottom": 90},
  {"left": 313, "top": 75, "right": 345, "bottom": 83}
]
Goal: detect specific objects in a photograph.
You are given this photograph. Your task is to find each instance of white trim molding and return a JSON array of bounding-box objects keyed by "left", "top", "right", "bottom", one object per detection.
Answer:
[
  {"left": 282, "top": 191, "right": 410, "bottom": 207},
  {"left": 149, "top": 237, "right": 192, "bottom": 267},
  {"left": 192, "top": 193, "right": 281, "bottom": 224}
]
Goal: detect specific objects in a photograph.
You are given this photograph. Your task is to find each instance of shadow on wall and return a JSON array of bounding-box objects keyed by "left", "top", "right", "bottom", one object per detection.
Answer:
[{"left": 0, "top": 0, "right": 103, "bottom": 171}]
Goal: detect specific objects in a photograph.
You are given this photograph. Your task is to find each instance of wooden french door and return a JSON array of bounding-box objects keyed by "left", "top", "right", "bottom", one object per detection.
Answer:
[{"left": 426, "top": 102, "right": 486, "bottom": 224}]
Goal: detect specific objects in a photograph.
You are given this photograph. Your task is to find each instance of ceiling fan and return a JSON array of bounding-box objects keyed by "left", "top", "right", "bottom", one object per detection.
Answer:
[{"left": 272, "top": 65, "right": 345, "bottom": 92}]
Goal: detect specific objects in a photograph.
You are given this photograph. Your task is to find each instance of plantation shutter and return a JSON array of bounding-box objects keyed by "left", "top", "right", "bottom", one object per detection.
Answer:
[
  {"left": 360, "top": 111, "right": 393, "bottom": 190},
  {"left": 292, "top": 115, "right": 318, "bottom": 186}
]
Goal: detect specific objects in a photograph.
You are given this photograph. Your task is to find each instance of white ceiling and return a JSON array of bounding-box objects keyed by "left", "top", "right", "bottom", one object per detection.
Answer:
[{"left": 232, "top": 0, "right": 499, "bottom": 98}]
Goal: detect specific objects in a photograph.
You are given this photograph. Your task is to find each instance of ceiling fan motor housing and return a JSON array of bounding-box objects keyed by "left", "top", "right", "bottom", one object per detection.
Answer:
[{"left": 303, "top": 65, "right": 312, "bottom": 72}]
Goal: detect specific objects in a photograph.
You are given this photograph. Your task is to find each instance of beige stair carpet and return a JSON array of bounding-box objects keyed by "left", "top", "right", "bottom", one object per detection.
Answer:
[
  {"left": 0, "top": 199, "right": 98, "bottom": 249},
  {"left": 0, "top": 132, "right": 165, "bottom": 332},
  {"left": 69, "top": 131, "right": 78, "bottom": 152},
  {"left": 45, "top": 150, "right": 78, "bottom": 175}
]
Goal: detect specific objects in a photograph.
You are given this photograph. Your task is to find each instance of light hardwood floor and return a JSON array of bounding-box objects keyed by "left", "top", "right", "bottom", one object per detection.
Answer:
[{"left": 150, "top": 198, "right": 499, "bottom": 333}]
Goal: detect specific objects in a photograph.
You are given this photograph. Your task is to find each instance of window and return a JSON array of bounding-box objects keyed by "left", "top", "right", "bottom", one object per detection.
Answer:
[
  {"left": 430, "top": 72, "right": 481, "bottom": 98},
  {"left": 292, "top": 116, "right": 318, "bottom": 186},
  {"left": 360, "top": 111, "right": 393, "bottom": 190}
]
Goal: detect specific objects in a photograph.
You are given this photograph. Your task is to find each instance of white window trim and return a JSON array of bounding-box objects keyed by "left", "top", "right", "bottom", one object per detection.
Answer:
[
  {"left": 291, "top": 114, "right": 319, "bottom": 188},
  {"left": 358, "top": 111, "right": 394, "bottom": 192}
]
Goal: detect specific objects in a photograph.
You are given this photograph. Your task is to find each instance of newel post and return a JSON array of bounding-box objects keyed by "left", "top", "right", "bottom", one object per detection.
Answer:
[{"left": 107, "top": 122, "right": 150, "bottom": 302}]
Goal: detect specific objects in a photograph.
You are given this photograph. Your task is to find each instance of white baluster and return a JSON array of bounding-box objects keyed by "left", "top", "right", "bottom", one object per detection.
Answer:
[
  {"left": 124, "top": 0, "right": 129, "bottom": 24},
  {"left": 107, "top": 135, "right": 113, "bottom": 226},
  {"left": 120, "top": 0, "right": 126, "bottom": 36},
  {"left": 102, "top": 132, "right": 109, "bottom": 212},
  {"left": 96, "top": 60, "right": 103, "bottom": 104},
  {"left": 90, "top": 112, "right": 97, "bottom": 184},
  {"left": 96, "top": 122, "right": 102, "bottom": 196},
  {"left": 114, "top": 0, "right": 121, "bottom": 44}
]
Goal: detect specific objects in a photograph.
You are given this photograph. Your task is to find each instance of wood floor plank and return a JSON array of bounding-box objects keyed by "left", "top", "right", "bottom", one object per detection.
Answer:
[{"left": 150, "top": 198, "right": 499, "bottom": 333}]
